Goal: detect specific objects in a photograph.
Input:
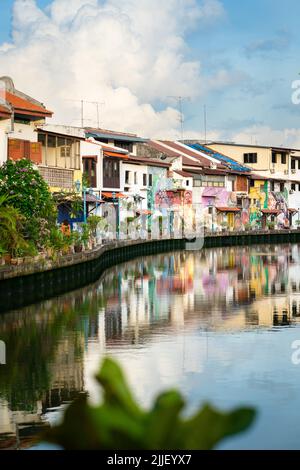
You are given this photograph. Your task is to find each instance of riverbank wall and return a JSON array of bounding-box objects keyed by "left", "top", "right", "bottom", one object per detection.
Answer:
[{"left": 1, "top": 229, "right": 300, "bottom": 313}]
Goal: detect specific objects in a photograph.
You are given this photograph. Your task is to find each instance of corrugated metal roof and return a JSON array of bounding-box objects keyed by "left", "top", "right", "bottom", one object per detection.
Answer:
[
  {"left": 86, "top": 128, "right": 147, "bottom": 143},
  {"left": 189, "top": 143, "right": 251, "bottom": 173}
]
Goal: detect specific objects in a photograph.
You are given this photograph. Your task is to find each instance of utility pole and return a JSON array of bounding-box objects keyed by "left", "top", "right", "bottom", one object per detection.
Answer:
[
  {"left": 167, "top": 96, "right": 190, "bottom": 140},
  {"left": 204, "top": 104, "right": 207, "bottom": 144},
  {"left": 81, "top": 100, "right": 84, "bottom": 128}
]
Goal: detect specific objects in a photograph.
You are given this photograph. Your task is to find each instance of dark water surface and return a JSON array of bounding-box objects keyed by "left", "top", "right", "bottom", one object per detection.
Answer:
[{"left": 1, "top": 244, "right": 300, "bottom": 449}]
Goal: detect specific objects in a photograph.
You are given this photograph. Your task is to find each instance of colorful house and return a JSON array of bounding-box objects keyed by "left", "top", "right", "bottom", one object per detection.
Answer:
[{"left": 0, "top": 76, "right": 52, "bottom": 166}]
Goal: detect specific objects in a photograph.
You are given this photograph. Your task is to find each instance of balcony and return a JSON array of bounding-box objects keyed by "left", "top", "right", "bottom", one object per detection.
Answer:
[{"left": 38, "top": 166, "right": 74, "bottom": 189}]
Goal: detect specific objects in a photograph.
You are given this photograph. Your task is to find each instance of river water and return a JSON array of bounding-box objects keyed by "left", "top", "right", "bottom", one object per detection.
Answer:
[{"left": 1, "top": 244, "right": 300, "bottom": 450}]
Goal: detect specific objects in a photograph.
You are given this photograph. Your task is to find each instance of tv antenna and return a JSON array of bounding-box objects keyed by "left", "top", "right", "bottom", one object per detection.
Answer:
[
  {"left": 64, "top": 99, "right": 105, "bottom": 128},
  {"left": 167, "top": 96, "right": 190, "bottom": 140}
]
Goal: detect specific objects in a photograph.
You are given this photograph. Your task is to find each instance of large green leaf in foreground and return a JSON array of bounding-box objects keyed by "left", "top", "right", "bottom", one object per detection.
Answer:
[{"left": 45, "top": 358, "right": 256, "bottom": 449}]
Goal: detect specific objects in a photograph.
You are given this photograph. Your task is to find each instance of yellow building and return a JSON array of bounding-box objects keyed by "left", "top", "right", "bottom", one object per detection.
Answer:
[
  {"left": 37, "top": 126, "right": 83, "bottom": 193},
  {"left": 208, "top": 142, "right": 291, "bottom": 178}
]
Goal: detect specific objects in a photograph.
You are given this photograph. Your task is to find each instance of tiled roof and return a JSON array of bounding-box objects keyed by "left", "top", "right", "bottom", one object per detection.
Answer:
[
  {"left": 0, "top": 103, "right": 11, "bottom": 117},
  {"left": 162, "top": 141, "right": 213, "bottom": 167},
  {"left": 147, "top": 141, "right": 182, "bottom": 158},
  {"left": 174, "top": 170, "right": 194, "bottom": 177},
  {"left": 126, "top": 155, "right": 170, "bottom": 168},
  {"left": 2, "top": 91, "right": 52, "bottom": 117}
]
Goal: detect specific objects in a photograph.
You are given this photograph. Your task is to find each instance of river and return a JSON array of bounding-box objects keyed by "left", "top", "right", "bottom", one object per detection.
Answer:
[{"left": 1, "top": 243, "right": 300, "bottom": 450}]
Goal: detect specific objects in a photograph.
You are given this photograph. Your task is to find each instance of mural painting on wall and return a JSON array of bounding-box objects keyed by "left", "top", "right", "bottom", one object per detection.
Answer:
[
  {"left": 201, "top": 187, "right": 250, "bottom": 230},
  {"left": 268, "top": 189, "right": 289, "bottom": 228},
  {"left": 249, "top": 181, "right": 268, "bottom": 228}
]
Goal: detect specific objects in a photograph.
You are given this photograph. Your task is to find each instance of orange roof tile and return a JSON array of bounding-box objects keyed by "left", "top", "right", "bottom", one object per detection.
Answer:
[
  {"left": 4, "top": 91, "right": 52, "bottom": 117},
  {"left": 104, "top": 150, "right": 129, "bottom": 159}
]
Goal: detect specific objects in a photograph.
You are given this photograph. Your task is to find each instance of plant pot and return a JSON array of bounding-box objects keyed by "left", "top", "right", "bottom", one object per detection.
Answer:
[
  {"left": 74, "top": 245, "right": 83, "bottom": 253},
  {"left": 0, "top": 257, "right": 5, "bottom": 266},
  {"left": 11, "top": 258, "right": 18, "bottom": 265}
]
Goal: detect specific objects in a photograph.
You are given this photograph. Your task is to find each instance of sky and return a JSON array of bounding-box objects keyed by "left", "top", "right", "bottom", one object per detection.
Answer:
[{"left": 0, "top": 0, "right": 299, "bottom": 145}]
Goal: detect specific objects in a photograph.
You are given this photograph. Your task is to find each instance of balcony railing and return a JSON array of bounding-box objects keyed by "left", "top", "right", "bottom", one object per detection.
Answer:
[{"left": 38, "top": 166, "right": 74, "bottom": 189}]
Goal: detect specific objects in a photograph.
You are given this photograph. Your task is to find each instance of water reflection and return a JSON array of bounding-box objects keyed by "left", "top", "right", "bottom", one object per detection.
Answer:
[{"left": 1, "top": 244, "right": 300, "bottom": 449}]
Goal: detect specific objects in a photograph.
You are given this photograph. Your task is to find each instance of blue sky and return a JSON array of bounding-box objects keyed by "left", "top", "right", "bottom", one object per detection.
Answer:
[{"left": 0, "top": 0, "right": 299, "bottom": 143}]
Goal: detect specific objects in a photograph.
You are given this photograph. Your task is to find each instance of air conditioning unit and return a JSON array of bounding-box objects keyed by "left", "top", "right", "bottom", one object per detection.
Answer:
[
  {"left": 292, "top": 169, "right": 296, "bottom": 174},
  {"left": 270, "top": 169, "right": 275, "bottom": 174}
]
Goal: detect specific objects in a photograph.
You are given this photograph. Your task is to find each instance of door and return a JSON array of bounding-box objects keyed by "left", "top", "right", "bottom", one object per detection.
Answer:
[
  {"left": 227, "top": 213, "right": 234, "bottom": 229},
  {"left": 83, "top": 157, "right": 97, "bottom": 187}
]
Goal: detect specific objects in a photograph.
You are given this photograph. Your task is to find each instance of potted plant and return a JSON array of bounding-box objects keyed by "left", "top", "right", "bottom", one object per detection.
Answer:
[
  {"left": 72, "top": 230, "right": 83, "bottom": 253},
  {"left": 267, "top": 220, "right": 276, "bottom": 231},
  {"left": 80, "top": 223, "right": 91, "bottom": 250}
]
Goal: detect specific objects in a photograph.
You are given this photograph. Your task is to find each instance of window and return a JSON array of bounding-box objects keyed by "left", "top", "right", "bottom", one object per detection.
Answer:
[
  {"left": 83, "top": 157, "right": 97, "bottom": 187},
  {"left": 281, "top": 153, "right": 287, "bottom": 164},
  {"left": 243, "top": 153, "right": 257, "bottom": 164},
  {"left": 298, "top": 184, "right": 300, "bottom": 192},
  {"left": 292, "top": 159, "right": 296, "bottom": 170},
  {"left": 280, "top": 182, "right": 284, "bottom": 192},
  {"left": 291, "top": 183, "right": 296, "bottom": 191},
  {"left": 149, "top": 174, "right": 153, "bottom": 186},
  {"left": 114, "top": 141, "right": 133, "bottom": 152},
  {"left": 61, "top": 146, "right": 71, "bottom": 157},
  {"left": 270, "top": 181, "right": 275, "bottom": 191},
  {"left": 143, "top": 174, "right": 147, "bottom": 186},
  {"left": 14, "top": 118, "right": 30, "bottom": 125},
  {"left": 249, "top": 179, "right": 255, "bottom": 187},
  {"left": 298, "top": 160, "right": 300, "bottom": 170},
  {"left": 237, "top": 197, "right": 242, "bottom": 207},
  {"left": 272, "top": 152, "right": 277, "bottom": 164},
  {"left": 125, "top": 170, "right": 130, "bottom": 184},
  {"left": 186, "top": 180, "right": 190, "bottom": 186},
  {"left": 134, "top": 172, "right": 137, "bottom": 184},
  {"left": 193, "top": 180, "right": 202, "bottom": 187},
  {"left": 103, "top": 158, "right": 120, "bottom": 188}
]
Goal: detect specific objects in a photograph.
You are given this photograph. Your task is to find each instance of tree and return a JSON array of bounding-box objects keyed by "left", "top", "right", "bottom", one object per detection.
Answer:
[
  {"left": 0, "top": 159, "right": 57, "bottom": 248},
  {"left": 0, "top": 194, "right": 29, "bottom": 257}
]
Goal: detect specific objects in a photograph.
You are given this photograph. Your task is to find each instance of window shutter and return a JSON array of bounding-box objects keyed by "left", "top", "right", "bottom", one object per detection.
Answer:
[{"left": 30, "top": 142, "right": 42, "bottom": 164}]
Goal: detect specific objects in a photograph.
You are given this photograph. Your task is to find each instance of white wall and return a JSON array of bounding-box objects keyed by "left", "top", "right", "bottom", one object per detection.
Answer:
[
  {"left": 0, "top": 119, "right": 9, "bottom": 166},
  {"left": 121, "top": 162, "right": 148, "bottom": 210},
  {"left": 81, "top": 139, "right": 103, "bottom": 190},
  {"left": 10, "top": 121, "right": 39, "bottom": 142},
  {"left": 0, "top": 119, "right": 41, "bottom": 166}
]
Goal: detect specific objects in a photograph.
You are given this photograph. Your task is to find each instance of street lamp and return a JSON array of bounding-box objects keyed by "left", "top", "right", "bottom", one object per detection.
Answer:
[
  {"left": 112, "top": 191, "right": 120, "bottom": 240},
  {"left": 75, "top": 180, "right": 93, "bottom": 223}
]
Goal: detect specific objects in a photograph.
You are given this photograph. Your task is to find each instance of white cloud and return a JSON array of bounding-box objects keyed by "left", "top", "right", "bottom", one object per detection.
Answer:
[
  {"left": 0, "top": 0, "right": 225, "bottom": 137},
  {"left": 228, "top": 125, "right": 300, "bottom": 148}
]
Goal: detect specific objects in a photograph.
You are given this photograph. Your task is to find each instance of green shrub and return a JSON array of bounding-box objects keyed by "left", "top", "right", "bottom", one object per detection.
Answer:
[{"left": 44, "top": 358, "right": 256, "bottom": 450}]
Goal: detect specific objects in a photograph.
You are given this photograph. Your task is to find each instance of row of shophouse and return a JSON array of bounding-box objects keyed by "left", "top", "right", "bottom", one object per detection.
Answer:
[{"left": 1, "top": 76, "right": 300, "bottom": 234}]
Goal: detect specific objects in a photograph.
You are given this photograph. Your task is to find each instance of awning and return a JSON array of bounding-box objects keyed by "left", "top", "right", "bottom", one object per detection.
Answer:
[
  {"left": 136, "top": 210, "right": 152, "bottom": 215},
  {"left": 84, "top": 194, "right": 104, "bottom": 203},
  {"left": 288, "top": 208, "right": 298, "bottom": 214},
  {"left": 261, "top": 209, "right": 280, "bottom": 215},
  {"left": 102, "top": 192, "right": 127, "bottom": 199},
  {"left": 216, "top": 207, "right": 241, "bottom": 212},
  {"left": 104, "top": 151, "right": 128, "bottom": 159}
]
